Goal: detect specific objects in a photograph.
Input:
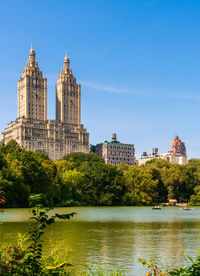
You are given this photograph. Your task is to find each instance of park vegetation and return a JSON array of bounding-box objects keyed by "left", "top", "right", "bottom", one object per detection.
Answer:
[
  {"left": 1, "top": 140, "right": 200, "bottom": 208},
  {"left": 1, "top": 140, "right": 200, "bottom": 275},
  {"left": 0, "top": 193, "right": 125, "bottom": 275}
]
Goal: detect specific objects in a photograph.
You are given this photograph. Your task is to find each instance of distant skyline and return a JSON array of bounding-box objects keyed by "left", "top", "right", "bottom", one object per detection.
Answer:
[{"left": 1, "top": 0, "right": 200, "bottom": 158}]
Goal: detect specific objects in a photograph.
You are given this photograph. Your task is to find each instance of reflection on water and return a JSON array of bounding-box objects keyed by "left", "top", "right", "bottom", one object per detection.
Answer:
[{"left": 1, "top": 207, "right": 200, "bottom": 275}]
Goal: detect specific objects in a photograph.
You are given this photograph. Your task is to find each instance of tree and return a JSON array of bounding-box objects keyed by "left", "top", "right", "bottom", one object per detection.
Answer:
[
  {"left": 73, "top": 161, "right": 126, "bottom": 206},
  {"left": 190, "top": 186, "right": 200, "bottom": 205},
  {"left": 63, "top": 152, "right": 104, "bottom": 169},
  {"left": 122, "top": 166, "right": 159, "bottom": 205}
]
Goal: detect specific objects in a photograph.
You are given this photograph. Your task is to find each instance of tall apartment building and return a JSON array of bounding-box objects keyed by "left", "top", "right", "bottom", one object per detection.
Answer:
[
  {"left": 160, "top": 135, "right": 187, "bottom": 165},
  {"left": 2, "top": 45, "right": 89, "bottom": 160},
  {"left": 94, "top": 133, "right": 135, "bottom": 166},
  {"left": 138, "top": 136, "right": 187, "bottom": 165}
]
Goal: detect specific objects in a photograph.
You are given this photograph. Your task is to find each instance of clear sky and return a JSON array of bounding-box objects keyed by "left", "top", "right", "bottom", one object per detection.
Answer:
[{"left": 0, "top": 0, "right": 200, "bottom": 158}]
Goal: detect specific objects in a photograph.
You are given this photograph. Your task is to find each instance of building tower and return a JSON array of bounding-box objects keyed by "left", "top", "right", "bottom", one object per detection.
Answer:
[
  {"left": 56, "top": 51, "right": 81, "bottom": 124},
  {"left": 170, "top": 135, "right": 186, "bottom": 156},
  {"left": 18, "top": 44, "right": 47, "bottom": 121},
  {"left": 2, "top": 46, "right": 89, "bottom": 159}
]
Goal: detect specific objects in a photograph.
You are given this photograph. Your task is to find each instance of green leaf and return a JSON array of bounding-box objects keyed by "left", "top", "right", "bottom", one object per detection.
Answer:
[{"left": 55, "top": 212, "right": 76, "bottom": 220}]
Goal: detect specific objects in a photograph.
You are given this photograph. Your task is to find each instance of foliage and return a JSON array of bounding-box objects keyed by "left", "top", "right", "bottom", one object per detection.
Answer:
[
  {"left": 0, "top": 194, "right": 126, "bottom": 275},
  {"left": 121, "top": 165, "right": 160, "bottom": 205},
  {"left": 76, "top": 161, "right": 126, "bottom": 206},
  {"left": 139, "top": 252, "right": 200, "bottom": 276},
  {"left": 0, "top": 190, "right": 6, "bottom": 212},
  {"left": 139, "top": 257, "right": 166, "bottom": 275},
  {"left": 63, "top": 152, "right": 104, "bottom": 169},
  {"left": 1, "top": 140, "right": 200, "bottom": 207},
  {"left": 0, "top": 193, "right": 76, "bottom": 275},
  {"left": 189, "top": 186, "right": 200, "bottom": 205},
  {"left": 167, "top": 252, "right": 200, "bottom": 275},
  {"left": 82, "top": 265, "right": 126, "bottom": 275}
]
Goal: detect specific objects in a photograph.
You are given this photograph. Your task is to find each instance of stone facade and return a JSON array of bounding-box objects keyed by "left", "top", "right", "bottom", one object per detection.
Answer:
[
  {"left": 160, "top": 152, "right": 187, "bottom": 165},
  {"left": 160, "top": 136, "right": 187, "bottom": 165},
  {"left": 56, "top": 51, "right": 81, "bottom": 124},
  {"left": 18, "top": 44, "right": 47, "bottom": 121},
  {"left": 170, "top": 135, "right": 186, "bottom": 156},
  {"left": 138, "top": 155, "right": 156, "bottom": 166},
  {"left": 138, "top": 148, "right": 158, "bottom": 165},
  {"left": 2, "top": 46, "right": 89, "bottom": 160},
  {"left": 94, "top": 133, "right": 135, "bottom": 166},
  {"left": 138, "top": 136, "right": 187, "bottom": 166}
]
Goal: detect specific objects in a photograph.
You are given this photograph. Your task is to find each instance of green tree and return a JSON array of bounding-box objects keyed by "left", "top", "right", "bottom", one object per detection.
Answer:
[
  {"left": 161, "top": 164, "right": 196, "bottom": 202},
  {"left": 63, "top": 152, "right": 104, "bottom": 169},
  {"left": 60, "top": 169, "right": 84, "bottom": 205},
  {"left": 75, "top": 161, "right": 126, "bottom": 206},
  {"left": 122, "top": 166, "right": 159, "bottom": 205},
  {"left": 190, "top": 186, "right": 200, "bottom": 205}
]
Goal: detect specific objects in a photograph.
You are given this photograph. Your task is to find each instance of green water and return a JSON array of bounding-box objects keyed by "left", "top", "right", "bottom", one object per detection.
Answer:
[{"left": 0, "top": 206, "right": 200, "bottom": 275}]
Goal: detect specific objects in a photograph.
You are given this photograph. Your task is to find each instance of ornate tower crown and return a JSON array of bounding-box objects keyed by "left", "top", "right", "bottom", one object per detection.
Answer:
[
  {"left": 18, "top": 45, "right": 47, "bottom": 121},
  {"left": 62, "top": 50, "right": 70, "bottom": 73},
  {"left": 56, "top": 50, "right": 81, "bottom": 124},
  {"left": 170, "top": 135, "right": 186, "bottom": 156},
  {"left": 28, "top": 43, "right": 36, "bottom": 66},
  {"left": 2, "top": 46, "right": 90, "bottom": 159}
]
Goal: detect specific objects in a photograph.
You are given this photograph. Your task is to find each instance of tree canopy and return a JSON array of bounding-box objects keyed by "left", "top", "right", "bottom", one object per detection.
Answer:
[{"left": 1, "top": 140, "right": 200, "bottom": 207}]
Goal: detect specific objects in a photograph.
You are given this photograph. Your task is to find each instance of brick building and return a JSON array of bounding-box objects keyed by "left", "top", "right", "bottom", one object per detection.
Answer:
[{"left": 94, "top": 133, "right": 135, "bottom": 166}]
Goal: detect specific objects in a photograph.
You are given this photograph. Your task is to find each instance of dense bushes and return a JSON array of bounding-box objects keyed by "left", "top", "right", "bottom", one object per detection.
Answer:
[{"left": 1, "top": 140, "right": 200, "bottom": 207}]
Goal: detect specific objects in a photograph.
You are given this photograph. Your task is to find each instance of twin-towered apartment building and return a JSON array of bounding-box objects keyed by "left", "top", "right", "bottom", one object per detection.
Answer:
[
  {"left": 1, "top": 46, "right": 187, "bottom": 165},
  {"left": 2, "top": 45, "right": 89, "bottom": 160}
]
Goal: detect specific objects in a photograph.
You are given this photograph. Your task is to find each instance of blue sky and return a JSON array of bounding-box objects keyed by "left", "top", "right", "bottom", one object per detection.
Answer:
[{"left": 0, "top": 0, "right": 200, "bottom": 158}]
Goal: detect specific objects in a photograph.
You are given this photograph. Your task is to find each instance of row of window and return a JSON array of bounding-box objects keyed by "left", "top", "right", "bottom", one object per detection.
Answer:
[
  {"left": 106, "top": 151, "right": 134, "bottom": 155},
  {"left": 107, "top": 157, "right": 132, "bottom": 161},
  {"left": 107, "top": 161, "right": 134, "bottom": 165},
  {"left": 106, "top": 145, "right": 134, "bottom": 150}
]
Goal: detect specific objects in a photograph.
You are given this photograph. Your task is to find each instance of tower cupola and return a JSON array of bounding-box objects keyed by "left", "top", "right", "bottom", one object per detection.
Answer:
[
  {"left": 29, "top": 43, "right": 36, "bottom": 65},
  {"left": 64, "top": 50, "right": 70, "bottom": 71}
]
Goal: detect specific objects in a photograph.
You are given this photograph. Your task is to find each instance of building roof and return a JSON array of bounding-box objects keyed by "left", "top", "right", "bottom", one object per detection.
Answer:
[
  {"left": 96, "top": 141, "right": 134, "bottom": 147},
  {"left": 95, "top": 134, "right": 134, "bottom": 147},
  {"left": 168, "top": 199, "right": 177, "bottom": 203}
]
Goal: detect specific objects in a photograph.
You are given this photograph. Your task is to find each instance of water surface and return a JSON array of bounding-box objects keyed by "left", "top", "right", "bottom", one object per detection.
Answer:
[{"left": 0, "top": 207, "right": 200, "bottom": 275}]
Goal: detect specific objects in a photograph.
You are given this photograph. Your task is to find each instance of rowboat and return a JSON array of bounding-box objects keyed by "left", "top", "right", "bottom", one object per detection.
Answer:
[
  {"left": 152, "top": 206, "right": 162, "bottom": 210},
  {"left": 183, "top": 206, "right": 192, "bottom": 211}
]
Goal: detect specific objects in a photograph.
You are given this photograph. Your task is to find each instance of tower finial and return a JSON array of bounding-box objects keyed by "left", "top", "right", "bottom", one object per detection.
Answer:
[
  {"left": 29, "top": 42, "right": 35, "bottom": 62},
  {"left": 64, "top": 49, "right": 69, "bottom": 69}
]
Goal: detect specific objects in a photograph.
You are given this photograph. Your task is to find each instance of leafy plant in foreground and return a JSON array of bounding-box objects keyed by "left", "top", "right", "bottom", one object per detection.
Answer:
[
  {"left": 168, "top": 252, "right": 200, "bottom": 275},
  {"left": 0, "top": 192, "right": 127, "bottom": 275},
  {"left": 0, "top": 193, "right": 76, "bottom": 275},
  {"left": 139, "top": 257, "right": 166, "bottom": 275},
  {"left": 139, "top": 252, "right": 200, "bottom": 276},
  {"left": 81, "top": 265, "right": 126, "bottom": 276}
]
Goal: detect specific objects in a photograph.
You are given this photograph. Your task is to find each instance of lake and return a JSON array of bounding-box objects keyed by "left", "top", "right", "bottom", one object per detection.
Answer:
[{"left": 0, "top": 206, "right": 200, "bottom": 275}]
